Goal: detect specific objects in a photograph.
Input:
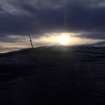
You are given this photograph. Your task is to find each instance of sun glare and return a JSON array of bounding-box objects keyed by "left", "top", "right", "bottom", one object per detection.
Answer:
[
  {"left": 56, "top": 34, "right": 71, "bottom": 46},
  {"left": 33, "top": 32, "right": 101, "bottom": 47}
]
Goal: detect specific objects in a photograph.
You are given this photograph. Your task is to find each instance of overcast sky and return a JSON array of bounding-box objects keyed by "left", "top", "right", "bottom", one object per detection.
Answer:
[{"left": 0, "top": 0, "right": 105, "bottom": 52}]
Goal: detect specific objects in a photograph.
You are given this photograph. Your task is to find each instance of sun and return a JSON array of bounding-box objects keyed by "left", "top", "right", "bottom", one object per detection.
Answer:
[{"left": 57, "top": 34, "right": 71, "bottom": 46}]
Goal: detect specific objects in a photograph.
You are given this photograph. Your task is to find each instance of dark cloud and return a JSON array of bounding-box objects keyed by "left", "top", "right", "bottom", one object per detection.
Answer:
[{"left": 0, "top": 0, "right": 105, "bottom": 39}]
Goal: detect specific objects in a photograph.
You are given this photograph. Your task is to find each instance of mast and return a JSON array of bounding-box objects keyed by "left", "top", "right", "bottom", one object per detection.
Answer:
[{"left": 29, "top": 33, "right": 34, "bottom": 48}]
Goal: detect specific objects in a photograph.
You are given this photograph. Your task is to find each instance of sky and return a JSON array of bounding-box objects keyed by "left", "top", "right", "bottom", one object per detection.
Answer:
[{"left": 0, "top": 0, "right": 105, "bottom": 52}]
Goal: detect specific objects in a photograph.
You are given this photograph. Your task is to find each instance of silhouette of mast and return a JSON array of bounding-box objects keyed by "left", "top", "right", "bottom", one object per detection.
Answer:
[{"left": 29, "top": 33, "right": 34, "bottom": 48}]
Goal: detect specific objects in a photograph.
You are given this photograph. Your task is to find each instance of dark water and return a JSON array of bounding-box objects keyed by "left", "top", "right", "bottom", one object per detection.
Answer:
[{"left": 1, "top": 46, "right": 105, "bottom": 105}]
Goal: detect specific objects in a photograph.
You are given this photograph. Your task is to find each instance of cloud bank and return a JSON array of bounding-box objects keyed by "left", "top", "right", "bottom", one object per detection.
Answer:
[{"left": 0, "top": 0, "right": 105, "bottom": 46}]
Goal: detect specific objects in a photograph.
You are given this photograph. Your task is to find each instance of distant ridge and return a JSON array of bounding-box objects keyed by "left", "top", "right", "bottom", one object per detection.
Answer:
[{"left": 0, "top": 45, "right": 105, "bottom": 65}]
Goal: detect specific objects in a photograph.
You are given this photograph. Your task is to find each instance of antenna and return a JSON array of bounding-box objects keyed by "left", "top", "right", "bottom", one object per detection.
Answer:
[{"left": 29, "top": 33, "right": 34, "bottom": 48}]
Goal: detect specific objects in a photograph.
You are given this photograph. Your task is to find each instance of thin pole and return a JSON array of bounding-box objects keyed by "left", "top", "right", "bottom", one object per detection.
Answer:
[{"left": 29, "top": 33, "right": 34, "bottom": 48}]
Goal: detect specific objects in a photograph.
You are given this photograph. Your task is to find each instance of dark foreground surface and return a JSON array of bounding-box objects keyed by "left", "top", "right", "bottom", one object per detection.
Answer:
[{"left": 1, "top": 46, "right": 105, "bottom": 105}]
